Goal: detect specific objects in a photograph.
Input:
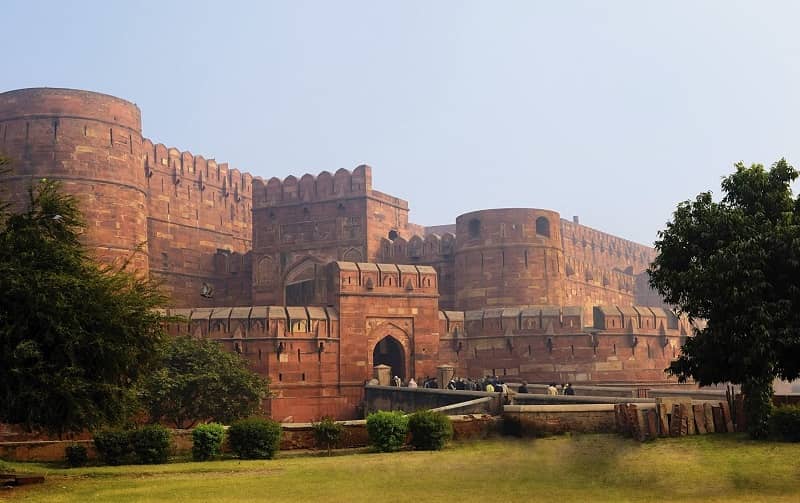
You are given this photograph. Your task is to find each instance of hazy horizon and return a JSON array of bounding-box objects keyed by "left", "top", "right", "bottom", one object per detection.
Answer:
[{"left": 4, "top": 0, "right": 800, "bottom": 245}]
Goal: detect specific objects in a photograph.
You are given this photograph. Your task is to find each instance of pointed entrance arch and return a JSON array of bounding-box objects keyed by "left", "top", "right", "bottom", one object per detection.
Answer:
[
  {"left": 283, "top": 257, "right": 321, "bottom": 305},
  {"left": 373, "top": 336, "right": 406, "bottom": 381}
]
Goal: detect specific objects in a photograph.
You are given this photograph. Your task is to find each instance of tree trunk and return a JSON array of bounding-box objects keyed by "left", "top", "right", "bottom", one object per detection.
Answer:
[{"left": 741, "top": 375, "right": 773, "bottom": 439}]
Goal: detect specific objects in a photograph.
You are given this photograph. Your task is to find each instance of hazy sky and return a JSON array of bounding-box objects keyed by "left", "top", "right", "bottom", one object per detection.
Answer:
[{"left": 4, "top": 1, "right": 800, "bottom": 245}]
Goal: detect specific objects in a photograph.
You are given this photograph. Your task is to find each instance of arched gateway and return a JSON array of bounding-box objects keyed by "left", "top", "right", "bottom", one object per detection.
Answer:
[{"left": 372, "top": 336, "right": 405, "bottom": 381}]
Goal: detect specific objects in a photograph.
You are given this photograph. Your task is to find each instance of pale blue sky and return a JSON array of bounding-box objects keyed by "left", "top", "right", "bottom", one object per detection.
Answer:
[{"left": 4, "top": 0, "right": 800, "bottom": 245}]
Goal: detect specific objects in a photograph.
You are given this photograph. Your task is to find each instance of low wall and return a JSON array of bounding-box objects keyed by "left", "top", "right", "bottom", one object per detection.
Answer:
[
  {"left": 504, "top": 404, "right": 617, "bottom": 435},
  {"left": 364, "top": 385, "right": 503, "bottom": 415},
  {"left": 512, "top": 384, "right": 638, "bottom": 398},
  {"left": 648, "top": 389, "right": 726, "bottom": 400},
  {"left": 513, "top": 394, "right": 653, "bottom": 405},
  {"left": 0, "top": 415, "right": 499, "bottom": 463}
]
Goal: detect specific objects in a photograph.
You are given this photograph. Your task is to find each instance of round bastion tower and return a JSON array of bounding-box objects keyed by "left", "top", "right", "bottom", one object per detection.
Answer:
[
  {"left": 454, "top": 208, "right": 566, "bottom": 310},
  {"left": 0, "top": 88, "right": 149, "bottom": 273}
]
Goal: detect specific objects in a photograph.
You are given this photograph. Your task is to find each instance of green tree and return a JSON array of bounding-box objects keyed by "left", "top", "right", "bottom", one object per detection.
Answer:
[
  {"left": 649, "top": 159, "right": 800, "bottom": 438},
  {"left": 140, "top": 335, "right": 268, "bottom": 428},
  {"left": 0, "top": 167, "right": 167, "bottom": 434}
]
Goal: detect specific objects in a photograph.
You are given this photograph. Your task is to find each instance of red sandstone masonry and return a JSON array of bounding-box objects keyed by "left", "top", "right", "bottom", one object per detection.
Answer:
[
  {"left": 0, "top": 87, "right": 679, "bottom": 424},
  {"left": 0, "top": 88, "right": 149, "bottom": 272}
]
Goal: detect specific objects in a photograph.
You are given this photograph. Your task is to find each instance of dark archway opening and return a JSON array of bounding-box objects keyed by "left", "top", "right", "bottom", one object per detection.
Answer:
[
  {"left": 373, "top": 336, "right": 405, "bottom": 381},
  {"left": 535, "top": 216, "right": 551, "bottom": 237},
  {"left": 285, "top": 279, "right": 315, "bottom": 305}
]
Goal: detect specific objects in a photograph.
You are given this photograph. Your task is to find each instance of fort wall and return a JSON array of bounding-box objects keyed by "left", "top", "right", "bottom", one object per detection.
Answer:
[
  {"left": 0, "top": 88, "right": 149, "bottom": 271},
  {"left": 377, "top": 232, "right": 457, "bottom": 309},
  {"left": 141, "top": 139, "right": 256, "bottom": 306},
  {"left": 0, "top": 87, "right": 677, "bottom": 423},
  {"left": 454, "top": 208, "right": 566, "bottom": 310},
  {"left": 250, "top": 166, "right": 423, "bottom": 305}
]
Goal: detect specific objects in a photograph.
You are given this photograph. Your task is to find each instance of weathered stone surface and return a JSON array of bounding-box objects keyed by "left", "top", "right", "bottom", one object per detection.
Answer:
[
  {"left": 704, "top": 403, "right": 716, "bottom": 433},
  {"left": 712, "top": 405, "right": 725, "bottom": 433},
  {"left": 720, "top": 401, "right": 735, "bottom": 433},
  {"left": 645, "top": 408, "right": 659, "bottom": 440},
  {"left": 693, "top": 404, "right": 707, "bottom": 434},
  {"left": 657, "top": 403, "right": 669, "bottom": 437}
]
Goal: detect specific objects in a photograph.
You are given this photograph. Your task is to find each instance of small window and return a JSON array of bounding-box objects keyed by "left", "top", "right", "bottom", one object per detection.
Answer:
[
  {"left": 468, "top": 218, "right": 481, "bottom": 238},
  {"left": 388, "top": 230, "right": 398, "bottom": 241},
  {"left": 535, "top": 216, "right": 550, "bottom": 237}
]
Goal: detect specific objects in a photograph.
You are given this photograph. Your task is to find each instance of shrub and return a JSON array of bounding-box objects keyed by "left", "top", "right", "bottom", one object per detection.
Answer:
[
  {"left": 770, "top": 405, "right": 800, "bottom": 442},
  {"left": 192, "top": 422, "right": 226, "bottom": 461},
  {"left": 93, "top": 430, "right": 132, "bottom": 466},
  {"left": 130, "top": 425, "right": 172, "bottom": 464},
  {"left": 64, "top": 444, "right": 88, "bottom": 467},
  {"left": 228, "top": 418, "right": 282, "bottom": 459},
  {"left": 408, "top": 410, "right": 453, "bottom": 450},
  {"left": 312, "top": 416, "right": 344, "bottom": 455},
  {"left": 366, "top": 411, "right": 408, "bottom": 452}
]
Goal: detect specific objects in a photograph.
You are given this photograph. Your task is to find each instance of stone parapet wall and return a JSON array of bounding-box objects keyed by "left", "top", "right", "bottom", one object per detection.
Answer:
[
  {"left": 504, "top": 404, "right": 618, "bottom": 434},
  {"left": 364, "top": 386, "right": 503, "bottom": 416}
]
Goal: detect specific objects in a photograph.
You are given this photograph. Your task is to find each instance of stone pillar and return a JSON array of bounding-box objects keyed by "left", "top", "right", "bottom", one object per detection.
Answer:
[
  {"left": 437, "top": 364, "right": 455, "bottom": 389},
  {"left": 374, "top": 364, "right": 391, "bottom": 386}
]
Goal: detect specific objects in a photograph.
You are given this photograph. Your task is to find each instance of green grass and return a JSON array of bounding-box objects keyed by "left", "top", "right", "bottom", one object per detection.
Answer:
[{"left": 2, "top": 434, "right": 800, "bottom": 502}]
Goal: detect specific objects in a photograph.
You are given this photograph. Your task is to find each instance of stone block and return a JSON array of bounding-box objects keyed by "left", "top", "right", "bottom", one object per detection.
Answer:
[
  {"left": 704, "top": 403, "right": 715, "bottom": 433},
  {"left": 693, "top": 404, "right": 707, "bottom": 434}
]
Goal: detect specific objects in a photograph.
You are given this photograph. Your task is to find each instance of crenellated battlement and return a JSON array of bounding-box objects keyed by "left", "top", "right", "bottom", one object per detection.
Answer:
[
  {"left": 463, "top": 306, "right": 584, "bottom": 336},
  {"left": 378, "top": 232, "right": 457, "bottom": 262},
  {"left": 166, "top": 305, "right": 340, "bottom": 340},
  {"left": 252, "top": 165, "right": 374, "bottom": 207},
  {"left": 141, "top": 138, "right": 263, "bottom": 201},
  {"left": 330, "top": 261, "right": 438, "bottom": 295},
  {"left": 564, "top": 258, "right": 636, "bottom": 293},
  {"left": 561, "top": 219, "right": 655, "bottom": 274}
]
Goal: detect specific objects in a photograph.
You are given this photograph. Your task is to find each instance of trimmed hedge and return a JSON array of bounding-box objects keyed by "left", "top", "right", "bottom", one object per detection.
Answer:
[
  {"left": 770, "top": 405, "right": 800, "bottom": 442},
  {"left": 366, "top": 411, "right": 408, "bottom": 452},
  {"left": 408, "top": 410, "right": 453, "bottom": 450},
  {"left": 93, "top": 430, "right": 132, "bottom": 466},
  {"left": 228, "top": 418, "right": 282, "bottom": 459},
  {"left": 65, "top": 444, "right": 88, "bottom": 467},
  {"left": 192, "top": 422, "right": 226, "bottom": 461},
  {"left": 312, "top": 416, "right": 344, "bottom": 455},
  {"left": 130, "top": 425, "right": 172, "bottom": 464}
]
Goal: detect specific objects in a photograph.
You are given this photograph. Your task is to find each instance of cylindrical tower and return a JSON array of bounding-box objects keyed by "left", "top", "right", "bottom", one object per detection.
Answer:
[
  {"left": 0, "top": 88, "right": 148, "bottom": 273},
  {"left": 454, "top": 208, "right": 565, "bottom": 310}
]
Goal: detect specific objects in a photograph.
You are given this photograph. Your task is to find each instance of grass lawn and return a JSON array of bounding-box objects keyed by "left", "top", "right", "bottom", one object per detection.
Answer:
[{"left": 2, "top": 434, "right": 799, "bottom": 502}]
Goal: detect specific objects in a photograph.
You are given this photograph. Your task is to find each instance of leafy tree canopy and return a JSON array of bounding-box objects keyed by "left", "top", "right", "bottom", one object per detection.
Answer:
[
  {"left": 0, "top": 164, "right": 167, "bottom": 434},
  {"left": 649, "top": 159, "right": 800, "bottom": 437},
  {"left": 140, "top": 335, "right": 269, "bottom": 429}
]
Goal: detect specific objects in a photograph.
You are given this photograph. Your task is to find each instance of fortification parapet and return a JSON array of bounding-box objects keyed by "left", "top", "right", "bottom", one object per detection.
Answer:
[
  {"left": 329, "top": 261, "right": 438, "bottom": 296},
  {"left": 0, "top": 87, "right": 149, "bottom": 271},
  {"left": 451, "top": 303, "right": 688, "bottom": 384},
  {"left": 560, "top": 219, "right": 656, "bottom": 274},
  {"left": 253, "top": 165, "right": 374, "bottom": 207},
  {"left": 454, "top": 208, "right": 565, "bottom": 310},
  {"left": 139, "top": 137, "right": 258, "bottom": 306},
  {"left": 378, "top": 231, "right": 456, "bottom": 262}
]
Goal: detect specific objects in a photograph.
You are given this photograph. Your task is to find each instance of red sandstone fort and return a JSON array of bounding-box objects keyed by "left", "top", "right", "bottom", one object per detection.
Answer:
[{"left": 0, "top": 88, "right": 695, "bottom": 421}]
